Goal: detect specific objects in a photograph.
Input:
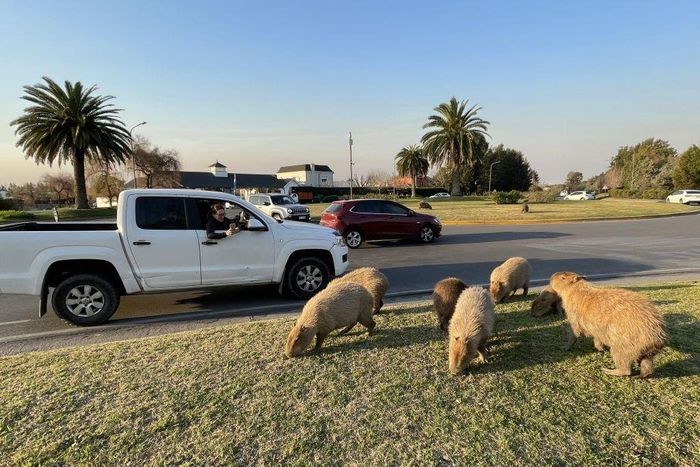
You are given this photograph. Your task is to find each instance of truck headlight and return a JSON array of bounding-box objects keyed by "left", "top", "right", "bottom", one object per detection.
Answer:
[
  {"left": 304, "top": 207, "right": 310, "bottom": 213},
  {"left": 286, "top": 208, "right": 293, "bottom": 214},
  {"left": 335, "top": 235, "right": 346, "bottom": 247}
]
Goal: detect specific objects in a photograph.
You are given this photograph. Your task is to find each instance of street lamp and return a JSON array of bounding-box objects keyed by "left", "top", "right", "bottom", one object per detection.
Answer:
[
  {"left": 488, "top": 160, "right": 501, "bottom": 193},
  {"left": 129, "top": 122, "right": 147, "bottom": 188},
  {"left": 348, "top": 132, "right": 354, "bottom": 200}
]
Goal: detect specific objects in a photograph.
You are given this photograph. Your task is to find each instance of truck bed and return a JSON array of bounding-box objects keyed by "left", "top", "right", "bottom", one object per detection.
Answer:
[{"left": 0, "top": 222, "right": 118, "bottom": 232}]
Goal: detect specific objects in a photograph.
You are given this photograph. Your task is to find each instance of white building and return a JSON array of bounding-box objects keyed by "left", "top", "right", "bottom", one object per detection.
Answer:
[{"left": 276, "top": 164, "right": 334, "bottom": 187}]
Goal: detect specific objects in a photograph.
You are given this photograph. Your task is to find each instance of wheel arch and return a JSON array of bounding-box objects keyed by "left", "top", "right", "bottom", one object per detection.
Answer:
[{"left": 44, "top": 259, "right": 126, "bottom": 295}]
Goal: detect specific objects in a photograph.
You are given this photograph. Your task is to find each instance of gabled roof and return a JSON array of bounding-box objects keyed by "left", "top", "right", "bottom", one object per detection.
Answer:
[
  {"left": 176, "top": 171, "right": 285, "bottom": 189},
  {"left": 277, "top": 164, "right": 334, "bottom": 173},
  {"left": 208, "top": 162, "right": 227, "bottom": 168}
]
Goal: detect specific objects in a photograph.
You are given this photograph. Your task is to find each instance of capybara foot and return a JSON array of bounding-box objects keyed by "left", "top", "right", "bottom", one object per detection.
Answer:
[
  {"left": 593, "top": 339, "right": 606, "bottom": 352},
  {"left": 603, "top": 367, "right": 632, "bottom": 377},
  {"left": 638, "top": 358, "right": 654, "bottom": 378},
  {"left": 337, "top": 324, "right": 356, "bottom": 336}
]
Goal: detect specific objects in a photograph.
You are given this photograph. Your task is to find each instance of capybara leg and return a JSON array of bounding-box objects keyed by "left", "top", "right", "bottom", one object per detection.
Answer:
[
  {"left": 523, "top": 283, "right": 529, "bottom": 296},
  {"left": 439, "top": 318, "right": 448, "bottom": 332},
  {"left": 374, "top": 299, "right": 384, "bottom": 314},
  {"left": 603, "top": 351, "right": 632, "bottom": 377},
  {"left": 638, "top": 357, "right": 654, "bottom": 378},
  {"left": 358, "top": 312, "right": 376, "bottom": 334},
  {"left": 477, "top": 343, "right": 489, "bottom": 364},
  {"left": 314, "top": 332, "right": 328, "bottom": 351},
  {"left": 337, "top": 324, "right": 356, "bottom": 336},
  {"left": 593, "top": 338, "right": 606, "bottom": 352}
]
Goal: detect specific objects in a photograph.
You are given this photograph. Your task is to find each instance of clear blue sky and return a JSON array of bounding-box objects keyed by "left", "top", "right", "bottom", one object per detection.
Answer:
[{"left": 1, "top": 0, "right": 699, "bottom": 185}]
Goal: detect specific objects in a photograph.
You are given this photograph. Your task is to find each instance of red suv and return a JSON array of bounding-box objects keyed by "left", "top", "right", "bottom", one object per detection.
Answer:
[{"left": 320, "top": 199, "right": 442, "bottom": 248}]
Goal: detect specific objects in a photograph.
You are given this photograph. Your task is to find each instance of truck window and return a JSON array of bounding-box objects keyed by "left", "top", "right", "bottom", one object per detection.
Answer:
[{"left": 136, "top": 197, "right": 187, "bottom": 230}]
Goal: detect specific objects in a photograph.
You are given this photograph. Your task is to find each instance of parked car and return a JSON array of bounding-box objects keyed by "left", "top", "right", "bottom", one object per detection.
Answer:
[
  {"left": 564, "top": 191, "right": 595, "bottom": 201},
  {"left": 320, "top": 199, "right": 442, "bottom": 249},
  {"left": 0, "top": 189, "right": 348, "bottom": 325},
  {"left": 428, "top": 192, "right": 451, "bottom": 199},
  {"left": 248, "top": 193, "right": 311, "bottom": 221},
  {"left": 665, "top": 189, "right": 700, "bottom": 205}
]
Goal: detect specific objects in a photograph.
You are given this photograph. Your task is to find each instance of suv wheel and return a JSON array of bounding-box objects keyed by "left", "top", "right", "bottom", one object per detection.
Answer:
[
  {"left": 345, "top": 228, "right": 363, "bottom": 249},
  {"left": 52, "top": 274, "right": 120, "bottom": 325},
  {"left": 419, "top": 224, "right": 436, "bottom": 243},
  {"left": 286, "top": 257, "right": 331, "bottom": 299}
]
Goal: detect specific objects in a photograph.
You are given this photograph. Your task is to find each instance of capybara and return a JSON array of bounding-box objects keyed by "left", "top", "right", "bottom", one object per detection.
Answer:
[
  {"left": 530, "top": 286, "right": 564, "bottom": 317},
  {"left": 433, "top": 277, "right": 467, "bottom": 331},
  {"left": 419, "top": 200, "right": 432, "bottom": 209},
  {"left": 333, "top": 267, "right": 389, "bottom": 314},
  {"left": 284, "top": 282, "right": 375, "bottom": 358},
  {"left": 550, "top": 272, "right": 667, "bottom": 378},
  {"left": 521, "top": 202, "right": 529, "bottom": 214},
  {"left": 448, "top": 287, "right": 495, "bottom": 375},
  {"left": 490, "top": 257, "right": 532, "bottom": 303}
]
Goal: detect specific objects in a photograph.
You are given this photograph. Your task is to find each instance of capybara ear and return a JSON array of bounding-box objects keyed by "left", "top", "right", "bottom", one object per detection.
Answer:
[{"left": 574, "top": 275, "right": 585, "bottom": 282}]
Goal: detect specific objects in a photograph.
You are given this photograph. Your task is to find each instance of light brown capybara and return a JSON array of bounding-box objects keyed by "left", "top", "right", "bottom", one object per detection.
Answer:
[
  {"left": 550, "top": 272, "right": 667, "bottom": 378},
  {"left": 284, "top": 281, "right": 375, "bottom": 358},
  {"left": 490, "top": 257, "right": 532, "bottom": 303},
  {"left": 332, "top": 267, "right": 389, "bottom": 315},
  {"left": 433, "top": 277, "right": 467, "bottom": 331},
  {"left": 448, "top": 286, "right": 495, "bottom": 375},
  {"left": 530, "top": 286, "right": 564, "bottom": 317}
]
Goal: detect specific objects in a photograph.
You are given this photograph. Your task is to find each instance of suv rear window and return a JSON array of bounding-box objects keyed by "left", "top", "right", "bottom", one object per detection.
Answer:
[{"left": 324, "top": 203, "right": 343, "bottom": 214}]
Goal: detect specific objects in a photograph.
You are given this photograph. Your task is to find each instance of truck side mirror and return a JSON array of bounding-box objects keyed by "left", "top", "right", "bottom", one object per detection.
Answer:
[
  {"left": 247, "top": 218, "right": 267, "bottom": 231},
  {"left": 263, "top": 201, "right": 271, "bottom": 206}
]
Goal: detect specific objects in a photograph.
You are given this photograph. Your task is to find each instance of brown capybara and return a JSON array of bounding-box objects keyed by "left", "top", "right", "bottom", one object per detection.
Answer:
[
  {"left": 550, "top": 272, "right": 667, "bottom": 378},
  {"left": 284, "top": 281, "right": 375, "bottom": 358},
  {"left": 530, "top": 286, "right": 564, "bottom": 317},
  {"left": 419, "top": 200, "right": 432, "bottom": 209},
  {"left": 521, "top": 202, "right": 529, "bottom": 214},
  {"left": 490, "top": 257, "right": 532, "bottom": 303},
  {"left": 433, "top": 277, "right": 467, "bottom": 331},
  {"left": 333, "top": 267, "right": 389, "bottom": 314},
  {"left": 448, "top": 287, "right": 495, "bottom": 375}
]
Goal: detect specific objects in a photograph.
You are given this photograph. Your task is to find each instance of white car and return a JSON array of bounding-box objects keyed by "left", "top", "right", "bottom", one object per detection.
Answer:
[
  {"left": 666, "top": 189, "right": 700, "bottom": 205},
  {"left": 248, "top": 193, "right": 311, "bottom": 221},
  {"left": 564, "top": 191, "right": 595, "bottom": 201},
  {"left": 428, "top": 192, "right": 450, "bottom": 199}
]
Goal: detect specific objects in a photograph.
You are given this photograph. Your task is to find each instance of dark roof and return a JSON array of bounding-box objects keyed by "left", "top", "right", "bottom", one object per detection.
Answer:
[
  {"left": 208, "top": 162, "right": 227, "bottom": 168},
  {"left": 176, "top": 171, "right": 285, "bottom": 189},
  {"left": 277, "top": 164, "right": 334, "bottom": 173}
]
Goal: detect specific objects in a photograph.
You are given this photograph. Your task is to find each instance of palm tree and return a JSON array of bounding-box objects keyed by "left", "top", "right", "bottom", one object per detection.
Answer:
[
  {"left": 10, "top": 77, "right": 131, "bottom": 209},
  {"left": 421, "top": 97, "right": 489, "bottom": 196},
  {"left": 395, "top": 145, "right": 429, "bottom": 198}
]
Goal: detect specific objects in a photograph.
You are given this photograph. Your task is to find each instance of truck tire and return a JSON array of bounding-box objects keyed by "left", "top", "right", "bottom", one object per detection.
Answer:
[
  {"left": 52, "top": 274, "right": 120, "bottom": 325},
  {"left": 286, "top": 257, "right": 331, "bottom": 300}
]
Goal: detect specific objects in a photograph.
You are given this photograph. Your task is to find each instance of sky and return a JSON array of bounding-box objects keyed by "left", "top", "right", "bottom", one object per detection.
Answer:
[{"left": 1, "top": 0, "right": 699, "bottom": 186}]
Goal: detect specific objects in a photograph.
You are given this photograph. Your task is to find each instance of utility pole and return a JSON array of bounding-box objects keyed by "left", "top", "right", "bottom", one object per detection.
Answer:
[
  {"left": 488, "top": 160, "right": 501, "bottom": 193},
  {"left": 349, "top": 132, "right": 354, "bottom": 200}
]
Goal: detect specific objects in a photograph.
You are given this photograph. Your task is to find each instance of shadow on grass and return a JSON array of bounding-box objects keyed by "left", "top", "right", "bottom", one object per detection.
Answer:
[{"left": 627, "top": 284, "right": 697, "bottom": 292}]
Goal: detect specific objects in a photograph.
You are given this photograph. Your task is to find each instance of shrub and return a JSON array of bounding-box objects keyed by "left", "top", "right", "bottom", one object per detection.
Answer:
[
  {"left": 0, "top": 199, "right": 18, "bottom": 210},
  {"left": 608, "top": 188, "right": 670, "bottom": 199},
  {"left": 492, "top": 190, "right": 522, "bottom": 204},
  {"left": 523, "top": 190, "right": 557, "bottom": 203},
  {"left": 641, "top": 188, "right": 672, "bottom": 200},
  {"left": 321, "top": 195, "right": 339, "bottom": 203},
  {"left": 609, "top": 189, "right": 640, "bottom": 199}
]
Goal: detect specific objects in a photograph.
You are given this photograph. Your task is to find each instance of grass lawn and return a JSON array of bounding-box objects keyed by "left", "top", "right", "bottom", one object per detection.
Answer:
[
  {"left": 308, "top": 197, "right": 700, "bottom": 223},
  {"left": 1, "top": 282, "right": 699, "bottom": 465},
  {"left": 0, "top": 207, "right": 117, "bottom": 222}
]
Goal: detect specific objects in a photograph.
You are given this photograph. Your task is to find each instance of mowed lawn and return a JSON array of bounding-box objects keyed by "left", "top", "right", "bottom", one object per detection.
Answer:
[
  {"left": 309, "top": 197, "right": 700, "bottom": 223},
  {"left": 1, "top": 283, "right": 699, "bottom": 465}
]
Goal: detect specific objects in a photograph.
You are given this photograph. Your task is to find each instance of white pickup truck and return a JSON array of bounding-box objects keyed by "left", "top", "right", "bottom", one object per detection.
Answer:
[{"left": 0, "top": 189, "right": 349, "bottom": 325}]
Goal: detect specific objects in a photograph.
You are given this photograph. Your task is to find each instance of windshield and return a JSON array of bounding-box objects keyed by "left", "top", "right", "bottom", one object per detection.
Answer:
[{"left": 270, "top": 195, "right": 295, "bottom": 205}]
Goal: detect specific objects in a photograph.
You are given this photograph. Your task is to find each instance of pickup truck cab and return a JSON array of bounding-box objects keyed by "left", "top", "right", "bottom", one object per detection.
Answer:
[
  {"left": 0, "top": 189, "right": 348, "bottom": 325},
  {"left": 248, "top": 193, "right": 311, "bottom": 222}
]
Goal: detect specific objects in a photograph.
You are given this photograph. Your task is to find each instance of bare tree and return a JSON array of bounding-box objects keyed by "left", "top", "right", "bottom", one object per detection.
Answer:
[
  {"left": 41, "top": 173, "right": 74, "bottom": 205},
  {"left": 364, "top": 170, "right": 393, "bottom": 187},
  {"left": 86, "top": 160, "right": 125, "bottom": 207},
  {"left": 132, "top": 136, "right": 181, "bottom": 188}
]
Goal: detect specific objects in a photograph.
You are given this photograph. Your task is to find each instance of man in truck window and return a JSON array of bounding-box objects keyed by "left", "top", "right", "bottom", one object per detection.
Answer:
[{"left": 206, "top": 204, "right": 241, "bottom": 239}]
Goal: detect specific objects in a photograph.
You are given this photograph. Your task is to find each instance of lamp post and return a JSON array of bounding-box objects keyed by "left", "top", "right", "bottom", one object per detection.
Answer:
[
  {"left": 129, "top": 122, "right": 147, "bottom": 188},
  {"left": 488, "top": 160, "right": 501, "bottom": 193},
  {"left": 348, "top": 132, "right": 354, "bottom": 200}
]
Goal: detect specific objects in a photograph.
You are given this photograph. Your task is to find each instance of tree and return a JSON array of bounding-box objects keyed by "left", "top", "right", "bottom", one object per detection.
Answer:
[
  {"left": 672, "top": 145, "right": 700, "bottom": 189},
  {"left": 41, "top": 173, "right": 74, "bottom": 205},
  {"left": 421, "top": 97, "right": 489, "bottom": 196},
  {"left": 10, "top": 77, "right": 131, "bottom": 208},
  {"left": 87, "top": 160, "right": 125, "bottom": 207},
  {"left": 480, "top": 145, "right": 537, "bottom": 192},
  {"left": 395, "top": 145, "right": 429, "bottom": 198},
  {"left": 607, "top": 138, "right": 677, "bottom": 190},
  {"left": 7, "top": 182, "right": 38, "bottom": 205},
  {"left": 132, "top": 137, "right": 182, "bottom": 188},
  {"left": 364, "top": 170, "right": 393, "bottom": 188},
  {"left": 565, "top": 171, "right": 584, "bottom": 191}
]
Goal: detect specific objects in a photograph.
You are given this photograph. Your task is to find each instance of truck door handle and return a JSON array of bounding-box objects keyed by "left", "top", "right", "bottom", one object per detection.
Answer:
[
  {"left": 132, "top": 241, "right": 151, "bottom": 246},
  {"left": 201, "top": 241, "right": 218, "bottom": 245}
]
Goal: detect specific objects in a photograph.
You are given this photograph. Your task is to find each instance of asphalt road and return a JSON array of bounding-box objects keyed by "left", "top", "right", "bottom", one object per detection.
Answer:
[{"left": 1, "top": 213, "right": 698, "bottom": 354}]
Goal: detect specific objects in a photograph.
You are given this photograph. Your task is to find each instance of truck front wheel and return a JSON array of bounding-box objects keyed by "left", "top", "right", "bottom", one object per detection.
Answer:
[
  {"left": 286, "top": 257, "right": 331, "bottom": 300},
  {"left": 52, "top": 274, "right": 120, "bottom": 325}
]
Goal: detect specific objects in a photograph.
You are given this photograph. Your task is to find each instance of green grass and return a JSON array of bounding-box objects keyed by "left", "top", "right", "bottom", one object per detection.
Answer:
[
  {"left": 0, "top": 207, "right": 117, "bottom": 222},
  {"left": 309, "top": 197, "right": 700, "bottom": 223},
  {"left": 2, "top": 282, "right": 699, "bottom": 465}
]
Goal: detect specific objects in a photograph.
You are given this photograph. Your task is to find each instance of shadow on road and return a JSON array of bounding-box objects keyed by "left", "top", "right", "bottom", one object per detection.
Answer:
[{"left": 356, "top": 231, "right": 572, "bottom": 249}]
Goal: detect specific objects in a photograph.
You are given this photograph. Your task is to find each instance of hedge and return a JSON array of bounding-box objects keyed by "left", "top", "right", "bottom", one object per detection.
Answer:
[{"left": 492, "top": 190, "right": 522, "bottom": 204}]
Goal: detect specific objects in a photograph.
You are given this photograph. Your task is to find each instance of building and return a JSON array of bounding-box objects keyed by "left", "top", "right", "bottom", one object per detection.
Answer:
[
  {"left": 174, "top": 162, "right": 288, "bottom": 199},
  {"left": 276, "top": 164, "right": 334, "bottom": 187}
]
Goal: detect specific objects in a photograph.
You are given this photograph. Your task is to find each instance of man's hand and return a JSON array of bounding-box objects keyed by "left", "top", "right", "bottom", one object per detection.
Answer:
[{"left": 226, "top": 225, "right": 241, "bottom": 237}]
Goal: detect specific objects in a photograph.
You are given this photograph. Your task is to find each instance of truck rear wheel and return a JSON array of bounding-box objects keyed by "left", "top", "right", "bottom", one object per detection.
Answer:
[
  {"left": 285, "top": 257, "right": 331, "bottom": 300},
  {"left": 52, "top": 274, "right": 120, "bottom": 325}
]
